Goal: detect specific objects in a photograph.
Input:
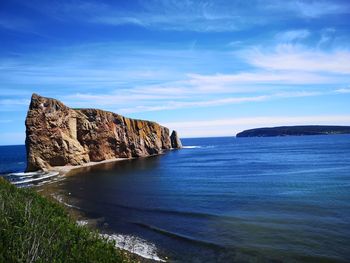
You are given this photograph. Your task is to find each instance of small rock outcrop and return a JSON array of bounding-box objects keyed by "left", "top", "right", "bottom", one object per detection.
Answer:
[
  {"left": 170, "top": 131, "right": 182, "bottom": 149},
  {"left": 25, "top": 94, "right": 182, "bottom": 171}
]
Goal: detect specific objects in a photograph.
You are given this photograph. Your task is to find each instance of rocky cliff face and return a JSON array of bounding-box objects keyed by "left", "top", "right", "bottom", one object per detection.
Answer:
[{"left": 25, "top": 94, "right": 182, "bottom": 172}]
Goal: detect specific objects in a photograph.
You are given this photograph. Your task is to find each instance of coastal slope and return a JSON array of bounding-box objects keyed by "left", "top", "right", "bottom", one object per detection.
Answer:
[
  {"left": 25, "top": 93, "right": 181, "bottom": 172},
  {"left": 236, "top": 125, "right": 350, "bottom": 137},
  {"left": 0, "top": 178, "right": 131, "bottom": 262}
]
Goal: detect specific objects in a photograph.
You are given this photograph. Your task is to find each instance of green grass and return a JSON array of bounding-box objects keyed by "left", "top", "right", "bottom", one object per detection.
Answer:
[{"left": 0, "top": 178, "right": 133, "bottom": 263}]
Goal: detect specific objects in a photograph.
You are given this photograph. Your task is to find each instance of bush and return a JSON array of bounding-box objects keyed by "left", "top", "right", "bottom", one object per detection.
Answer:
[{"left": 0, "top": 178, "right": 132, "bottom": 263}]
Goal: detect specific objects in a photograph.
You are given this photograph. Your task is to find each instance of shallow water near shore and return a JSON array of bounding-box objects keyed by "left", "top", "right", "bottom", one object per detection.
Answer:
[{"left": 2, "top": 135, "right": 350, "bottom": 262}]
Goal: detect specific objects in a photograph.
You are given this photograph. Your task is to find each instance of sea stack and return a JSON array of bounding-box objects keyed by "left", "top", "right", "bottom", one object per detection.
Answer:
[
  {"left": 25, "top": 93, "right": 182, "bottom": 172},
  {"left": 170, "top": 130, "right": 182, "bottom": 149}
]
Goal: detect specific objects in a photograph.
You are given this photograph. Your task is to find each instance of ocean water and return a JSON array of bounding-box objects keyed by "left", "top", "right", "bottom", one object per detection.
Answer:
[
  {"left": 1, "top": 136, "right": 350, "bottom": 262},
  {"left": 0, "top": 145, "right": 26, "bottom": 174}
]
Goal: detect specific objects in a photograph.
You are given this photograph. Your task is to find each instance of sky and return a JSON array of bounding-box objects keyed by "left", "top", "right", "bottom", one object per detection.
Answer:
[{"left": 1, "top": 0, "right": 350, "bottom": 145}]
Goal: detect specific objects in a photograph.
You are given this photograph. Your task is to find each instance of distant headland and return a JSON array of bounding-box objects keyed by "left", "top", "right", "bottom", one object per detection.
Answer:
[
  {"left": 25, "top": 93, "right": 182, "bottom": 172},
  {"left": 236, "top": 125, "right": 350, "bottom": 137}
]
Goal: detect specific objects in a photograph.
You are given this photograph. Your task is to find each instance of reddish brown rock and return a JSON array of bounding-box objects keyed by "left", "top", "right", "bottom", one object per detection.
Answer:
[{"left": 25, "top": 94, "right": 181, "bottom": 171}]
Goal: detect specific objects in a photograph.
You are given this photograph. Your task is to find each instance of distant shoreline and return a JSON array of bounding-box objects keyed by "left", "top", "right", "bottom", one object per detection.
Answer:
[{"left": 236, "top": 125, "right": 350, "bottom": 137}]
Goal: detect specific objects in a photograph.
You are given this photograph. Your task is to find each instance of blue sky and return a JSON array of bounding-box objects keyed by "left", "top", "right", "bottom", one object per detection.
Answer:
[{"left": 1, "top": 0, "right": 350, "bottom": 145}]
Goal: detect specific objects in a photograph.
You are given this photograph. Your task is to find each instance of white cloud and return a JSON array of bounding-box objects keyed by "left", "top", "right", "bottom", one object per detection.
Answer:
[
  {"left": 187, "top": 70, "right": 337, "bottom": 85},
  {"left": 117, "top": 95, "right": 269, "bottom": 114},
  {"left": 318, "top": 28, "right": 336, "bottom": 47},
  {"left": 0, "top": 99, "right": 30, "bottom": 112},
  {"left": 266, "top": 1, "right": 350, "bottom": 18},
  {"left": 91, "top": 11, "right": 244, "bottom": 32},
  {"left": 116, "top": 91, "right": 324, "bottom": 114},
  {"left": 30, "top": 0, "right": 348, "bottom": 33},
  {"left": 0, "top": 99, "right": 29, "bottom": 106},
  {"left": 244, "top": 44, "right": 350, "bottom": 74},
  {"left": 62, "top": 89, "right": 321, "bottom": 114},
  {"left": 275, "top": 29, "right": 310, "bottom": 42},
  {"left": 27, "top": 0, "right": 250, "bottom": 32},
  {"left": 163, "top": 115, "right": 350, "bottom": 137},
  {"left": 335, "top": 88, "right": 350, "bottom": 94},
  {"left": 293, "top": 1, "right": 348, "bottom": 18}
]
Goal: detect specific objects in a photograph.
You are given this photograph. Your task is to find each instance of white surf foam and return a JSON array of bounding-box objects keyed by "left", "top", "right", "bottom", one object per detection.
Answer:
[
  {"left": 52, "top": 194, "right": 79, "bottom": 209},
  {"left": 182, "top": 146, "right": 201, "bottom": 149},
  {"left": 12, "top": 171, "right": 59, "bottom": 185},
  {"left": 9, "top": 171, "right": 43, "bottom": 177},
  {"left": 101, "top": 233, "right": 166, "bottom": 262}
]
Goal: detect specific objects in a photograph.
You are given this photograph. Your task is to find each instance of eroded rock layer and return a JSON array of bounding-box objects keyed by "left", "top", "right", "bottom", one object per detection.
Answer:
[{"left": 25, "top": 94, "right": 181, "bottom": 171}]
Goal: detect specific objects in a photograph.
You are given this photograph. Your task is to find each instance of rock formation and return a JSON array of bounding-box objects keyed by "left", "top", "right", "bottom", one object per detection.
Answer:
[
  {"left": 170, "top": 130, "right": 182, "bottom": 148},
  {"left": 25, "top": 94, "right": 182, "bottom": 172}
]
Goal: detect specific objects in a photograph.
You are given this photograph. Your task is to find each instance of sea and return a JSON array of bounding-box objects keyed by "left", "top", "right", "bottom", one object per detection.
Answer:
[{"left": 1, "top": 135, "right": 350, "bottom": 262}]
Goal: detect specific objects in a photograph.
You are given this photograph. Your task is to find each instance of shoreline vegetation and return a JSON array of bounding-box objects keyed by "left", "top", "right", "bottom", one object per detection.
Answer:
[{"left": 0, "top": 177, "right": 148, "bottom": 263}]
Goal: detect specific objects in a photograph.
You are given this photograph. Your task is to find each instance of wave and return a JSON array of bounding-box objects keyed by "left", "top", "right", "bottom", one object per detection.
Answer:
[
  {"left": 133, "top": 222, "right": 224, "bottom": 250},
  {"left": 100, "top": 233, "right": 166, "bottom": 262},
  {"left": 101, "top": 201, "right": 239, "bottom": 222},
  {"left": 182, "top": 145, "right": 216, "bottom": 149},
  {"left": 12, "top": 172, "right": 59, "bottom": 185},
  {"left": 52, "top": 194, "right": 81, "bottom": 209},
  {"left": 9, "top": 171, "right": 41, "bottom": 177},
  {"left": 85, "top": 199, "right": 243, "bottom": 226},
  {"left": 3, "top": 171, "right": 62, "bottom": 187},
  {"left": 182, "top": 146, "right": 201, "bottom": 149}
]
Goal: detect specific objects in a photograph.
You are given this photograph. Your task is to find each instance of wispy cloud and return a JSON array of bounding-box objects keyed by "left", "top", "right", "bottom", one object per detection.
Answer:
[
  {"left": 244, "top": 44, "right": 350, "bottom": 74},
  {"left": 73, "top": 90, "right": 326, "bottom": 114},
  {"left": 335, "top": 88, "right": 350, "bottom": 94},
  {"left": 0, "top": 99, "right": 29, "bottom": 106},
  {"left": 318, "top": 28, "right": 336, "bottom": 47},
  {"left": 293, "top": 1, "right": 349, "bottom": 18},
  {"left": 187, "top": 71, "right": 338, "bottom": 85},
  {"left": 0, "top": 99, "right": 30, "bottom": 112},
  {"left": 2, "top": 41, "right": 349, "bottom": 115},
  {"left": 266, "top": 0, "right": 350, "bottom": 18},
  {"left": 22, "top": 0, "right": 350, "bottom": 33},
  {"left": 275, "top": 29, "right": 310, "bottom": 42},
  {"left": 117, "top": 95, "right": 269, "bottom": 114},
  {"left": 24, "top": 0, "right": 252, "bottom": 32}
]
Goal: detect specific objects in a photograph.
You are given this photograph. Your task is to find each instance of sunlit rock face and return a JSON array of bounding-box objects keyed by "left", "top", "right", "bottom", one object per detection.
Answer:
[{"left": 25, "top": 93, "right": 181, "bottom": 171}]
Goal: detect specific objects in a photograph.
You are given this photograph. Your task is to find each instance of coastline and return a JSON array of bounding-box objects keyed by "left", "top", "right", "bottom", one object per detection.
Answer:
[
  {"left": 49, "top": 157, "right": 133, "bottom": 176},
  {"left": 48, "top": 149, "right": 176, "bottom": 177},
  {"left": 39, "top": 155, "right": 168, "bottom": 262}
]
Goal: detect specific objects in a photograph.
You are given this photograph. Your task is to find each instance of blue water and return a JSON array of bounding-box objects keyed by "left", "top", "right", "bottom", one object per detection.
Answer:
[
  {"left": 0, "top": 145, "right": 26, "bottom": 174},
  {"left": 1, "top": 136, "right": 350, "bottom": 262}
]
